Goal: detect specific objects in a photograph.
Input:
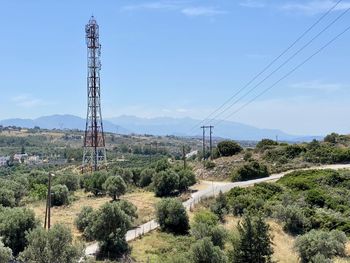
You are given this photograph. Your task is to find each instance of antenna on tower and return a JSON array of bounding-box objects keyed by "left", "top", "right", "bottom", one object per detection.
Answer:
[{"left": 82, "top": 16, "right": 107, "bottom": 172}]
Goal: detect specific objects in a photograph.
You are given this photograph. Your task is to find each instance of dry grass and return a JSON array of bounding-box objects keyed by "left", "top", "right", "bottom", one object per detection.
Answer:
[
  {"left": 268, "top": 221, "right": 299, "bottom": 263},
  {"left": 27, "top": 189, "right": 160, "bottom": 241},
  {"left": 130, "top": 230, "right": 193, "bottom": 263}
]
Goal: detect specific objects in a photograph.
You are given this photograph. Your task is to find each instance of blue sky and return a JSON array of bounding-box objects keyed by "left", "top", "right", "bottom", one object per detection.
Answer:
[{"left": 1, "top": 0, "right": 350, "bottom": 135}]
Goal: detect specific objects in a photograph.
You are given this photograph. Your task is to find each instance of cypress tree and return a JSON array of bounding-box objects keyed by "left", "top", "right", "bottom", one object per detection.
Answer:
[{"left": 233, "top": 214, "right": 274, "bottom": 263}]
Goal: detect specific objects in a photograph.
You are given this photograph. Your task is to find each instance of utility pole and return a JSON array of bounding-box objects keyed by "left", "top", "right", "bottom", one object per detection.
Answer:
[
  {"left": 201, "top": 126, "right": 206, "bottom": 160},
  {"left": 209, "top": 126, "right": 214, "bottom": 160},
  {"left": 44, "top": 173, "right": 55, "bottom": 230},
  {"left": 201, "top": 126, "right": 214, "bottom": 160},
  {"left": 182, "top": 145, "right": 187, "bottom": 169}
]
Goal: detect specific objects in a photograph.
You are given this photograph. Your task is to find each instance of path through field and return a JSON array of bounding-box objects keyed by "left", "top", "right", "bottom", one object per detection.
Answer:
[{"left": 85, "top": 163, "right": 350, "bottom": 256}]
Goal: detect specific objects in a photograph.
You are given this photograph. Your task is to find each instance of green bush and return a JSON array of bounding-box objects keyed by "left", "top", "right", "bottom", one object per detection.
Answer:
[
  {"left": 0, "top": 188, "right": 15, "bottom": 207},
  {"left": 153, "top": 170, "right": 179, "bottom": 197},
  {"left": 255, "top": 139, "right": 278, "bottom": 152},
  {"left": 0, "top": 207, "right": 38, "bottom": 255},
  {"left": 89, "top": 202, "right": 133, "bottom": 259},
  {"left": 155, "top": 159, "right": 171, "bottom": 172},
  {"left": 75, "top": 206, "right": 95, "bottom": 240},
  {"left": 102, "top": 176, "right": 127, "bottom": 201},
  {"left": 19, "top": 224, "right": 83, "bottom": 263},
  {"left": 190, "top": 237, "right": 227, "bottom": 263},
  {"left": 204, "top": 160, "right": 216, "bottom": 169},
  {"left": 231, "top": 161, "right": 269, "bottom": 182},
  {"left": 211, "top": 191, "right": 229, "bottom": 222},
  {"left": 272, "top": 204, "right": 311, "bottom": 235},
  {"left": 139, "top": 168, "right": 155, "bottom": 187},
  {"left": 243, "top": 151, "right": 253, "bottom": 161},
  {"left": 306, "top": 189, "right": 326, "bottom": 207},
  {"left": 178, "top": 169, "right": 196, "bottom": 191},
  {"left": 156, "top": 198, "right": 189, "bottom": 234},
  {"left": 51, "top": 184, "right": 69, "bottom": 206},
  {"left": 295, "top": 229, "right": 347, "bottom": 263},
  {"left": 82, "top": 171, "right": 109, "bottom": 196},
  {"left": 29, "top": 184, "right": 47, "bottom": 201},
  {"left": 217, "top": 140, "right": 242, "bottom": 157},
  {"left": 191, "top": 210, "right": 227, "bottom": 249},
  {"left": 54, "top": 173, "right": 80, "bottom": 192},
  {"left": 0, "top": 241, "right": 12, "bottom": 262}
]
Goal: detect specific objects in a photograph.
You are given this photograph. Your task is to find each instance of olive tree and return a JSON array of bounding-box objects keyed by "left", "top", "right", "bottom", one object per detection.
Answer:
[
  {"left": 19, "top": 224, "right": 83, "bottom": 263},
  {"left": 103, "top": 176, "right": 127, "bottom": 201},
  {"left": 156, "top": 198, "right": 189, "bottom": 234}
]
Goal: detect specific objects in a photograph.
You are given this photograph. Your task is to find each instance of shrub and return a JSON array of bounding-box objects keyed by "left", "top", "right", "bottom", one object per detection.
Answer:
[
  {"left": 190, "top": 237, "right": 227, "bottom": 263},
  {"left": 51, "top": 184, "right": 69, "bottom": 206},
  {"left": 155, "top": 159, "right": 171, "bottom": 172},
  {"left": 243, "top": 151, "right": 253, "bottom": 161},
  {"left": 156, "top": 198, "right": 189, "bottom": 234},
  {"left": 217, "top": 140, "right": 242, "bottom": 157},
  {"left": 306, "top": 189, "right": 325, "bottom": 207},
  {"left": 0, "top": 188, "right": 15, "bottom": 207},
  {"left": 295, "top": 229, "right": 347, "bottom": 263},
  {"left": 178, "top": 169, "right": 196, "bottom": 191},
  {"left": 153, "top": 170, "right": 179, "bottom": 197},
  {"left": 272, "top": 204, "right": 310, "bottom": 235},
  {"left": 89, "top": 202, "right": 133, "bottom": 259},
  {"left": 211, "top": 191, "right": 229, "bottom": 222},
  {"left": 82, "top": 171, "right": 109, "bottom": 196},
  {"left": 324, "top": 133, "right": 339, "bottom": 144},
  {"left": 256, "top": 139, "right": 278, "bottom": 152},
  {"left": 0, "top": 178, "right": 27, "bottom": 205},
  {"left": 75, "top": 206, "right": 94, "bottom": 240},
  {"left": 103, "top": 176, "right": 127, "bottom": 201},
  {"left": 54, "top": 173, "right": 80, "bottom": 192},
  {"left": 139, "top": 168, "right": 155, "bottom": 187},
  {"left": 0, "top": 241, "right": 12, "bottom": 263},
  {"left": 193, "top": 210, "right": 219, "bottom": 227},
  {"left": 191, "top": 210, "right": 227, "bottom": 249},
  {"left": 204, "top": 160, "right": 216, "bottom": 169},
  {"left": 29, "top": 184, "right": 47, "bottom": 201},
  {"left": 19, "top": 224, "right": 83, "bottom": 263},
  {"left": 231, "top": 161, "right": 269, "bottom": 182},
  {"left": 0, "top": 207, "right": 38, "bottom": 255}
]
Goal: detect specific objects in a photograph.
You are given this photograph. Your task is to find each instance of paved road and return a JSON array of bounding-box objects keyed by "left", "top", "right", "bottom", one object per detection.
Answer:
[{"left": 85, "top": 163, "right": 350, "bottom": 256}]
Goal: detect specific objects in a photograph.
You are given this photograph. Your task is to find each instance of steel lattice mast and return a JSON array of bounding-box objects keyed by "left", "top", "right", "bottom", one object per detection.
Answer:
[{"left": 83, "top": 16, "right": 106, "bottom": 172}]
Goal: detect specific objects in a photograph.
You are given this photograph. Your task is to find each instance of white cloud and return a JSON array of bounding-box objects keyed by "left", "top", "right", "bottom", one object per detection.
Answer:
[
  {"left": 181, "top": 7, "right": 227, "bottom": 16},
  {"left": 281, "top": 0, "right": 350, "bottom": 15},
  {"left": 121, "top": 1, "right": 227, "bottom": 17},
  {"left": 12, "top": 94, "right": 47, "bottom": 108},
  {"left": 289, "top": 80, "right": 345, "bottom": 92}
]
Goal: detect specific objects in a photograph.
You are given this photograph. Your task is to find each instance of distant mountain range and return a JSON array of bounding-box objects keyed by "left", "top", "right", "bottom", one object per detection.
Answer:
[{"left": 0, "top": 114, "right": 323, "bottom": 142}]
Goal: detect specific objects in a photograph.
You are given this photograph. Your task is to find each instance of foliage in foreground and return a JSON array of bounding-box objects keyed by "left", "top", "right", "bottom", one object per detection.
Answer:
[
  {"left": 156, "top": 198, "right": 189, "bottom": 234},
  {"left": 295, "top": 229, "right": 347, "bottom": 263},
  {"left": 0, "top": 206, "right": 38, "bottom": 255},
  {"left": 230, "top": 214, "right": 273, "bottom": 263},
  {"left": 19, "top": 224, "right": 83, "bottom": 263},
  {"left": 75, "top": 200, "right": 137, "bottom": 259}
]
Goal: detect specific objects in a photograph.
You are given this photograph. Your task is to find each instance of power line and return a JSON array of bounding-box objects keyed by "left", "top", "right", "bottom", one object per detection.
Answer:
[
  {"left": 208, "top": 5, "right": 350, "bottom": 126},
  {"left": 186, "top": 0, "right": 344, "bottom": 134},
  {"left": 214, "top": 23, "right": 350, "bottom": 126}
]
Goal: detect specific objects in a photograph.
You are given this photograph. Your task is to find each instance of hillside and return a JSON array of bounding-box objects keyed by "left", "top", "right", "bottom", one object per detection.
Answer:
[{"left": 0, "top": 114, "right": 322, "bottom": 141}]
